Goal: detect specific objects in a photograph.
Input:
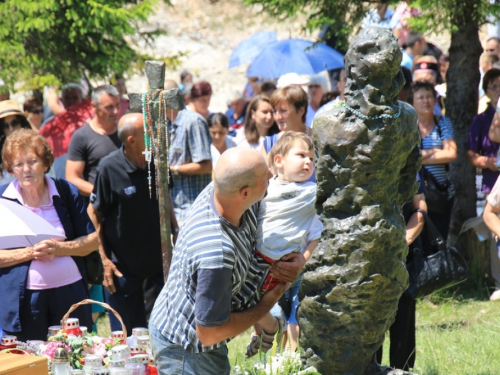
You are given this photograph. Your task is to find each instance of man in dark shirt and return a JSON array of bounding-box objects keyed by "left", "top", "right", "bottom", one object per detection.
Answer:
[
  {"left": 66, "top": 84, "right": 122, "bottom": 198},
  {"left": 88, "top": 113, "right": 178, "bottom": 333},
  {"left": 66, "top": 84, "right": 121, "bottom": 323}
]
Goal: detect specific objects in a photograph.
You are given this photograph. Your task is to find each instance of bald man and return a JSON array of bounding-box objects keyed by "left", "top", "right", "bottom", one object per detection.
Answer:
[
  {"left": 88, "top": 113, "right": 179, "bottom": 335},
  {"left": 149, "top": 148, "right": 304, "bottom": 374}
]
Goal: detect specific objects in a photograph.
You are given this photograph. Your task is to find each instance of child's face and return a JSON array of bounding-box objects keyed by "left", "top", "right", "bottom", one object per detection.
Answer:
[
  {"left": 276, "top": 140, "right": 314, "bottom": 182},
  {"left": 209, "top": 122, "right": 228, "bottom": 148}
]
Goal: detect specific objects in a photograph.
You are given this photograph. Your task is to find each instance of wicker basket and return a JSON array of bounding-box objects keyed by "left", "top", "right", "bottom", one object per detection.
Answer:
[{"left": 61, "top": 299, "right": 127, "bottom": 338}]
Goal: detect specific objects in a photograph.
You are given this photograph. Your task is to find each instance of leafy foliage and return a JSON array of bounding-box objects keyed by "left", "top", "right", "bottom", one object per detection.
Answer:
[
  {"left": 244, "top": 0, "right": 500, "bottom": 42},
  {"left": 0, "top": 0, "right": 173, "bottom": 89}
]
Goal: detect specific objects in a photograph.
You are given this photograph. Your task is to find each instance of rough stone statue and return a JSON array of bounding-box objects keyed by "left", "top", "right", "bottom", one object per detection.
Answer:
[{"left": 299, "top": 27, "right": 420, "bottom": 375}]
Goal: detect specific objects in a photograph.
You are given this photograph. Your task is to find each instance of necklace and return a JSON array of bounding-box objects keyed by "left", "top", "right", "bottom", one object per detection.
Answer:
[
  {"left": 142, "top": 93, "right": 153, "bottom": 198},
  {"left": 343, "top": 102, "right": 401, "bottom": 120},
  {"left": 142, "top": 90, "right": 173, "bottom": 198}
]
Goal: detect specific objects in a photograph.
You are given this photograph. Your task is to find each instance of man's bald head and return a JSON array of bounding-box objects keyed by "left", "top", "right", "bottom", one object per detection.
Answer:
[
  {"left": 117, "top": 112, "right": 143, "bottom": 143},
  {"left": 164, "top": 79, "right": 179, "bottom": 90},
  {"left": 214, "top": 148, "right": 267, "bottom": 195}
]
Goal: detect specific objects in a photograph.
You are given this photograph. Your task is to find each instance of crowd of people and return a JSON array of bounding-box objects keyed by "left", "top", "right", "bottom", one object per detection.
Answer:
[{"left": 1, "top": 1, "right": 500, "bottom": 373}]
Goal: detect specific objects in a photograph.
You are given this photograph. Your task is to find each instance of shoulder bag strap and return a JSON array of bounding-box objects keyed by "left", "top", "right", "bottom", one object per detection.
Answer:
[
  {"left": 416, "top": 208, "right": 446, "bottom": 250},
  {"left": 434, "top": 116, "right": 442, "bottom": 138}
]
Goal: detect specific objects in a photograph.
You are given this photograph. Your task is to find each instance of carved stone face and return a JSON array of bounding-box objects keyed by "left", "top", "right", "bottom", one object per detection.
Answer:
[{"left": 345, "top": 27, "right": 404, "bottom": 101}]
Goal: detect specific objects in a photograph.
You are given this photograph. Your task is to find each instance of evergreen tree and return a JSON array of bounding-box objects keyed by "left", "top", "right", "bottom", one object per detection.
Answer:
[{"left": 0, "top": 0, "right": 167, "bottom": 88}]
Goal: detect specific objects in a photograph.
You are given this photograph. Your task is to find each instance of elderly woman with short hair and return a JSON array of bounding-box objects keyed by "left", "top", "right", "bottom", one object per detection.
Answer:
[
  {"left": 411, "top": 81, "right": 457, "bottom": 240},
  {"left": 0, "top": 129, "right": 97, "bottom": 340}
]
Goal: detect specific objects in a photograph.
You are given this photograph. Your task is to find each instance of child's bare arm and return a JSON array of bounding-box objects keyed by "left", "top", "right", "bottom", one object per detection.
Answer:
[{"left": 303, "top": 239, "right": 319, "bottom": 262}]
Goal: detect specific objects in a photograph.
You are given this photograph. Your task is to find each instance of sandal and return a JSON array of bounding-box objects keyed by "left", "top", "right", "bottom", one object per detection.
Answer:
[
  {"left": 274, "top": 316, "right": 286, "bottom": 352},
  {"left": 245, "top": 334, "right": 262, "bottom": 358},
  {"left": 245, "top": 316, "right": 287, "bottom": 358}
]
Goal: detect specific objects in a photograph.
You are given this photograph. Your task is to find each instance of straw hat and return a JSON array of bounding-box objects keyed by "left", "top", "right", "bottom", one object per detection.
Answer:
[{"left": 0, "top": 100, "right": 27, "bottom": 119}]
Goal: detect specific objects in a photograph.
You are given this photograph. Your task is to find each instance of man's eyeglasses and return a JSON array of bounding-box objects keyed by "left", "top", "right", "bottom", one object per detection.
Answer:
[
  {"left": 29, "top": 109, "right": 43, "bottom": 115},
  {"left": 488, "top": 84, "right": 500, "bottom": 92}
]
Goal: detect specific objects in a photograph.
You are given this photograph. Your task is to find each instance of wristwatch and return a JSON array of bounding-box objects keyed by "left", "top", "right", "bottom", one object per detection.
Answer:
[{"left": 173, "top": 165, "right": 179, "bottom": 175}]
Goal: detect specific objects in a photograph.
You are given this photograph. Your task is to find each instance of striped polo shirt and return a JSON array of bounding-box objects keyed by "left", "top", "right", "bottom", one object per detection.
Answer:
[
  {"left": 421, "top": 115, "right": 455, "bottom": 198},
  {"left": 150, "top": 182, "right": 268, "bottom": 353}
]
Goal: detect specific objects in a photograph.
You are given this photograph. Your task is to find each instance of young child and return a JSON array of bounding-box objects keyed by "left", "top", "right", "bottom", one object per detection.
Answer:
[
  {"left": 207, "top": 113, "right": 236, "bottom": 169},
  {"left": 246, "top": 131, "right": 323, "bottom": 358}
]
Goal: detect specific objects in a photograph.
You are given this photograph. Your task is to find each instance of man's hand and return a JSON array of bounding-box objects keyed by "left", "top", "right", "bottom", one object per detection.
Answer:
[
  {"left": 102, "top": 258, "right": 123, "bottom": 294},
  {"left": 486, "top": 156, "right": 498, "bottom": 172},
  {"left": 269, "top": 252, "right": 306, "bottom": 283},
  {"left": 260, "top": 282, "right": 288, "bottom": 308},
  {"left": 195, "top": 282, "right": 288, "bottom": 347}
]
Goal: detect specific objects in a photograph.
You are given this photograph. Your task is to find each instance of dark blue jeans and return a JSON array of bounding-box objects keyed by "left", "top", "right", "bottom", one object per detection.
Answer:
[
  {"left": 149, "top": 324, "right": 230, "bottom": 375},
  {"left": 104, "top": 266, "right": 163, "bottom": 334},
  {"left": 9, "top": 279, "right": 92, "bottom": 341}
]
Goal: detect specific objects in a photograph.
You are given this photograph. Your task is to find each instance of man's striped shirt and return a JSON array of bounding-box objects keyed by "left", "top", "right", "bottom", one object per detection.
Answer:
[{"left": 150, "top": 183, "right": 268, "bottom": 353}]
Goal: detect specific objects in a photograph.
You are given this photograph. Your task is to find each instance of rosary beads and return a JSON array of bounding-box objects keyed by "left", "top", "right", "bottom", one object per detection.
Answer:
[{"left": 342, "top": 102, "right": 402, "bottom": 120}]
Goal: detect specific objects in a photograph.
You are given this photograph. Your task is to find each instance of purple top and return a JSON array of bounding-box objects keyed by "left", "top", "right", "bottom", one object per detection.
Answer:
[{"left": 468, "top": 104, "right": 500, "bottom": 193}]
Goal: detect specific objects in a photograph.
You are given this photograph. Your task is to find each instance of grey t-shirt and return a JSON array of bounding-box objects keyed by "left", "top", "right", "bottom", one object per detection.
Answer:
[{"left": 67, "top": 124, "right": 121, "bottom": 185}]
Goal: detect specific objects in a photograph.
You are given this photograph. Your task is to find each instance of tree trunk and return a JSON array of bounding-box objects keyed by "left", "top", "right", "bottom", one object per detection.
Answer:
[{"left": 446, "top": 1, "right": 487, "bottom": 277}]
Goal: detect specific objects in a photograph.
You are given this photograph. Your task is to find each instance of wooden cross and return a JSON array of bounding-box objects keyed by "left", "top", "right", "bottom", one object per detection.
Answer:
[{"left": 129, "top": 61, "right": 184, "bottom": 281}]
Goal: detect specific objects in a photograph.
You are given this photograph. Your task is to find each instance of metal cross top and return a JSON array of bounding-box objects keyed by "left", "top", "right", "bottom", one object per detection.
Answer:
[{"left": 129, "top": 61, "right": 184, "bottom": 281}]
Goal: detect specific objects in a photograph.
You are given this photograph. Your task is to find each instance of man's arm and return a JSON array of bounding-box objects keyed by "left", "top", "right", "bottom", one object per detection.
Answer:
[
  {"left": 466, "top": 150, "right": 497, "bottom": 171},
  {"left": 405, "top": 193, "right": 427, "bottom": 245},
  {"left": 87, "top": 203, "right": 123, "bottom": 293},
  {"left": 169, "top": 159, "right": 212, "bottom": 176},
  {"left": 484, "top": 201, "right": 500, "bottom": 238},
  {"left": 196, "top": 283, "right": 286, "bottom": 347},
  {"left": 66, "top": 160, "right": 94, "bottom": 196},
  {"left": 489, "top": 112, "right": 500, "bottom": 144}
]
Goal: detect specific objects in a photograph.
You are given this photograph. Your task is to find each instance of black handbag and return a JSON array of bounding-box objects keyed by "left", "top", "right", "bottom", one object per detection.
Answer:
[
  {"left": 405, "top": 209, "right": 470, "bottom": 299},
  {"left": 54, "top": 178, "right": 104, "bottom": 285}
]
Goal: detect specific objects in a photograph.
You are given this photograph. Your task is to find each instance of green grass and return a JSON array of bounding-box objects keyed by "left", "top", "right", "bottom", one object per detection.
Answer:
[
  {"left": 95, "top": 280, "right": 500, "bottom": 374},
  {"left": 228, "top": 280, "right": 500, "bottom": 375}
]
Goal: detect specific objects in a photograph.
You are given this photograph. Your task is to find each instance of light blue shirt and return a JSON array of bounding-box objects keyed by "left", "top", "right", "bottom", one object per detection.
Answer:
[{"left": 169, "top": 108, "right": 212, "bottom": 224}]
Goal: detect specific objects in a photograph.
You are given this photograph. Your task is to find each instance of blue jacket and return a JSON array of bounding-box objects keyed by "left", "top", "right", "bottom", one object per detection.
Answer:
[{"left": 0, "top": 178, "right": 94, "bottom": 332}]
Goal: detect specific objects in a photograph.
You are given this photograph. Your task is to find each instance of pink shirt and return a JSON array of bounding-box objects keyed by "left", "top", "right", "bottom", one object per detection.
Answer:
[{"left": 2, "top": 177, "right": 82, "bottom": 289}]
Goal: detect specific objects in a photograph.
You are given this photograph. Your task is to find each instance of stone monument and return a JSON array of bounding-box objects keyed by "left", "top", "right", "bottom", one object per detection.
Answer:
[{"left": 299, "top": 27, "right": 420, "bottom": 374}]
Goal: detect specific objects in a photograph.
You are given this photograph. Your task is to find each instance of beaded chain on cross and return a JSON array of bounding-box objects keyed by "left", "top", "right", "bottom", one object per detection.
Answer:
[
  {"left": 142, "top": 91, "right": 171, "bottom": 198},
  {"left": 342, "top": 101, "right": 401, "bottom": 120}
]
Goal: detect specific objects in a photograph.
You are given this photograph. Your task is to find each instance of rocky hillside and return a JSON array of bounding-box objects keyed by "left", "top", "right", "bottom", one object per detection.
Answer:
[
  {"left": 127, "top": 0, "right": 312, "bottom": 112},
  {"left": 129, "top": 0, "right": 452, "bottom": 112}
]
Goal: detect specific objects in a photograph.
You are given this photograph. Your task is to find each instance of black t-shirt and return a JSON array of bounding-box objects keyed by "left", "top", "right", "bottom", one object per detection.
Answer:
[
  {"left": 90, "top": 147, "right": 162, "bottom": 278},
  {"left": 67, "top": 124, "right": 121, "bottom": 185}
]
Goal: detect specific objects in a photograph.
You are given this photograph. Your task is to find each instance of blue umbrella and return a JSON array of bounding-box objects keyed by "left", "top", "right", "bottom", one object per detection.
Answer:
[
  {"left": 228, "top": 31, "right": 278, "bottom": 69},
  {"left": 246, "top": 39, "right": 344, "bottom": 79}
]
